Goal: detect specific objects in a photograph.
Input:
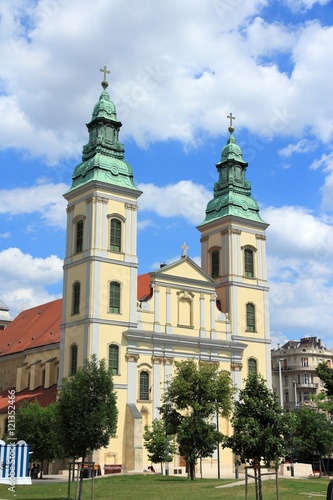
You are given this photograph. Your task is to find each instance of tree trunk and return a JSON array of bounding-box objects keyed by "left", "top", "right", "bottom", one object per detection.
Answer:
[{"left": 78, "top": 456, "right": 85, "bottom": 500}]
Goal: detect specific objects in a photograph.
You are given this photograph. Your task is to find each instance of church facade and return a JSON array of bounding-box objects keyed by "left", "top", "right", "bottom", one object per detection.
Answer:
[{"left": 57, "top": 73, "right": 271, "bottom": 475}]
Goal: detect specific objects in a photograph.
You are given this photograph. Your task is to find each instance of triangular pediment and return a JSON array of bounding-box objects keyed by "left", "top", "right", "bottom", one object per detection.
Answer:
[{"left": 151, "top": 256, "right": 216, "bottom": 289}]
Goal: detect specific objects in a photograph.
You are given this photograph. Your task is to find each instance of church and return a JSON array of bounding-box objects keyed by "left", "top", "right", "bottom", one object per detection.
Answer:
[{"left": 0, "top": 71, "right": 271, "bottom": 477}]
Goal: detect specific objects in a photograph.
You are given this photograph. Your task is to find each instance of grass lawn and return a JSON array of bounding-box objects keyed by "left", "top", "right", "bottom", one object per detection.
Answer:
[{"left": 0, "top": 474, "right": 331, "bottom": 499}]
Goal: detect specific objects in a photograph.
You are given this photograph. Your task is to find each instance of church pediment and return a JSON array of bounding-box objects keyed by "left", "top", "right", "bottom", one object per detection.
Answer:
[{"left": 151, "top": 256, "right": 216, "bottom": 288}]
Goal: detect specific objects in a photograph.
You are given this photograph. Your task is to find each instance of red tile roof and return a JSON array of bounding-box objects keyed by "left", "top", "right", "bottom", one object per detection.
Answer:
[
  {"left": 137, "top": 273, "right": 152, "bottom": 301},
  {"left": 0, "top": 275, "right": 153, "bottom": 359},
  {"left": 0, "top": 384, "right": 57, "bottom": 414},
  {"left": 0, "top": 299, "right": 62, "bottom": 357}
]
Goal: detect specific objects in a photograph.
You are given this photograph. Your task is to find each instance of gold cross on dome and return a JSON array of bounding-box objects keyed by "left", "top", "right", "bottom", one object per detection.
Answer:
[
  {"left": 100, "top": 66, "right": 110, "bottom": 89},
  {"left": 227, "top": 112, "right": 235, "bottom": 133},
  {"left": 181, "top": 242, "right": 189, "bottom": 257}
]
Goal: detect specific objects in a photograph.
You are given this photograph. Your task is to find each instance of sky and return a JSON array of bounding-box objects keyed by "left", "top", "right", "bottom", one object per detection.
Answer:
[{"left": 0, "top": 0, "right": 333, "bottom": 349}]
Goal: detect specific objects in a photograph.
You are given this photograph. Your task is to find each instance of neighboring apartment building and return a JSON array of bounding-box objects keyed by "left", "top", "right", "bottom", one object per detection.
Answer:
[{"left": 271, "top": 337, "right": 333, "bottom": 409}]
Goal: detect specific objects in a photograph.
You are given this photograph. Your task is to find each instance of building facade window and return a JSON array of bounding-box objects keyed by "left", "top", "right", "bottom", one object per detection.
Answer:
[
  {"left": 244, "top": 248, "right": 254, "bottom": 278},
  {"left": 110, "top": 219, "right": 121, "bottom": 252},
  {"left": 248, "top": 358, "right": 257, "bottom": 374},
  {"left": 72, "top": 281, "right": 80, "bottom": 315},
  {"left": 109, "top": 282, "right": 121, "bottom": 314},
  {"left": 284, "top": 376, "right": 289, "bottom": 386},
  {"left": 285, "top": 391, "right": 289, "bottom": 403},
  {"left": 301, "top": 357, "right": 308, "bottom": 367},
  {"left": 246, "top": 303, "right": 256, "bottom": 332},
  {"left": 139, "top": 371, "right": 149, "bottom": 400},
  {"left": 211, "top": 249, "right": 220, "bottom": 278},
  {"left": 75, "top": 220, "right": 84, "bottom": 253},
  {"left": 70, "top": 344, "right": 78, "bottom": 376},
  {"left": 109, "top": 344, "right": 119, "bottom": 375}
]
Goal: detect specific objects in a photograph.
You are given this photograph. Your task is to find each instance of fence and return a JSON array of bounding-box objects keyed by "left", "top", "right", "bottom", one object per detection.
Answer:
[{"left": 0, "top": 440, "right": 31, "bottom": 485}]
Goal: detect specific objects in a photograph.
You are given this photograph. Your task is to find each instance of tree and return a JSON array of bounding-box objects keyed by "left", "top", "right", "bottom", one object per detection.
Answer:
[
  {"left": 58, "top": 354, "right": 118, "bottom": 461},
  {"left": 223, "top": 373, "right": 290, "bottom": 500},
  {"left": 57, "top": 354, "right": 118, "bottom": 499},
  {"left": 143, "top": 419, "right": 175, "bottom": 474},
  {"left": 316, "top": 362, "right": 333, "bottom": 396},
  {"left": 177, "top": 414, "right": 222, "bottom": 480},
  {"left": 160, "top": 359, "right": 233, "bottom": 480},
  {"left": 16, "top": 401, "right": 63, "bottom": 477},
  {"left": 290, "top": 407, "right": 333, "bottom": 465}
]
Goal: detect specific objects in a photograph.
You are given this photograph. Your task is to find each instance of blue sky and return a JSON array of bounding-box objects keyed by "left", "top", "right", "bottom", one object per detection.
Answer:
[{"left": 0, "top": 0, "right": 332, "bottom": 348}]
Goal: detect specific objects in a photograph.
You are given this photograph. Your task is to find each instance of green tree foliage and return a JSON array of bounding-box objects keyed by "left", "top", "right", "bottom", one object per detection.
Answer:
[
  {"left": 143, "top": 419, "right": 176, "bottom": 474},
  {"left": 290, "top": 407, "right": 333, "bottom": 463},
  {"left": 160, "top": 359, "right": 233, "bottom": 480},
  {"left": 57, "top": 354, "right": 118, "bottom": 461},
  {"left": 16, "top": 401, "right": 63, "bottom": 476},
  {"left": 177, "top": 414, "right": 222, "bottom": 480},
  {"left": 224, "top": 373, "right": 290, "bottom": 467},
  {"left": 316, "top": 362, "right": 333, "bottom": 396}
]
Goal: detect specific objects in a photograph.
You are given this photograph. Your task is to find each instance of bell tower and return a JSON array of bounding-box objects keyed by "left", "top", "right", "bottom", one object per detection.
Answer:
[
  {"left": 59, "top": 69, "right": 142, "bottom": 380},
  {"left": 197, "top": 115, "right": 271, "bottom": 386}
]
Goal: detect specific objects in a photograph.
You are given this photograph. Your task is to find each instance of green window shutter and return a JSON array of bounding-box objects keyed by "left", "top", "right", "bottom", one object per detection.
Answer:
[
  {"left": 248, "top": 358, "right": 257, "bottom": 374},
  {"left": 211, "top": 250, "right": 220, "bottom": 278},
  {"left": 73, "top": 282, "right": 80, "bottom": 314},
  {"left": 246, "top": 303, "right": 255, "bottom": 332},
  {"left": 109, "top": 282, "right": 120, "bottom": 313},
  {"left": 109, "top": 345, "right": 119, "bottom": 375},
  {"left": 76, "top": 220, "right": 84, "bottom": 253},
  {"left": 110, "top": 219, "right": 121, "bottom": 252},
  {"left": 140, "top": 371, "right": 149, "bottom": 400},
  {"left": 70, "top": 344, "right": 78, "bottom": 376},
  {"left": 244, "top": 249, "right": 254, "bottom": 277}
]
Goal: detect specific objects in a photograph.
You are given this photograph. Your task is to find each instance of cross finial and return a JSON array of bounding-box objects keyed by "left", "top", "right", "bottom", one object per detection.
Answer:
[
  {"left": 100, "top": 65, "right": 110, "bottom": 90},
  {"left": 227, "top": 112, "right": 235, "bottom": 134},
  {"left": 181, "top": 242, "right": 189, "bottom": 257}
]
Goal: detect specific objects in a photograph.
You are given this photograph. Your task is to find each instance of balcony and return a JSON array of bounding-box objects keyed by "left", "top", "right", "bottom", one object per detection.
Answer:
[
  {"left": 272, "top": 364, "right": 317, "bottom": 372},
  {"left": 296, "top": 383, "right": 318, "bottom": 389}
]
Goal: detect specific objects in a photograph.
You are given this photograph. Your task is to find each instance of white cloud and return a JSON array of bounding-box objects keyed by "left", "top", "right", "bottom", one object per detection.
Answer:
[
  {"left": 0, "top": 247, "right": 63, "bottom": 319},
  {"left": 262, "top": 205, "right": 333, "bottom": 260},
  {"left": 137, "top": 181, "right": 211, "bottom": 224},
  {"left": 278, "top": 139, "right": 318, "bottom": 157},
  {"left": 261, "top": 205, "right": 333, "bottom": 343},
  {"left": 0, "top": 1, "right": 332, "bottom": 163},
  {"left": 0, "top": 182, "right": 68, "bottom": 229}
]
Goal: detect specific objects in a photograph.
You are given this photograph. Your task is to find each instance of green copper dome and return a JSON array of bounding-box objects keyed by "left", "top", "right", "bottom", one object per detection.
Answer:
[
  {"left": 92, "top": 90, "right": 117, "bottom": 121},
  {"left": 200, "top": 130, "right": 266, "bottom": 225},
  {"left": 221, "top": 134, "right": 247, "bottom": 164},
  {"left": 67, "top": 80, "right": 140, "bottom": 193}
]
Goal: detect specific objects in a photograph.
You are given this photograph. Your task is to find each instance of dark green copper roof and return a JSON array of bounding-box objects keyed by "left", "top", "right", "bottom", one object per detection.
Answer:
[
  {"left": 200, "top": 121, "right": 266, "bottom": 225},
  {"left": 68, "top": 74, "right": 140, "bottom": 193}
]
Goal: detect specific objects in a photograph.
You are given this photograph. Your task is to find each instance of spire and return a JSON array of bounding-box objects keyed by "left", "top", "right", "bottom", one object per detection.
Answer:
[
  {"left": 100, "top": 65, "right": 110, "bottom": 90},
  {"left": 68, "top": 68, "right": 140, "bottom": 193},
  {"left": 199, "top": 114, "right": 266, "bottom": 225}
]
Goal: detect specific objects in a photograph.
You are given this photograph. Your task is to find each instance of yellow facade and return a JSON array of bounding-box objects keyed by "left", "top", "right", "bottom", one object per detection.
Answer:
[{"left": 57, "top": 85, "right": 271, "bottom": 477}]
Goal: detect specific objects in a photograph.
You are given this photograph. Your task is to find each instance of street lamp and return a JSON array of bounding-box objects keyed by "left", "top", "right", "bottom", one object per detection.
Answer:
[{"left": 278, "top": 359, "right": 285, "bottom": 408}]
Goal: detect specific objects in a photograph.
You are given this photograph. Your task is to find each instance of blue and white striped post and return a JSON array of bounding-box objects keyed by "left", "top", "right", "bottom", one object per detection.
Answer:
[{"left": 0, "top": 440, "right": 32, "bottom": 485}]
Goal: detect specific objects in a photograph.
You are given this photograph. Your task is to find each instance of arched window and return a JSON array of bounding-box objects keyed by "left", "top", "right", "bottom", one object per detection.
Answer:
[
  {"left": 109, "top": 345, "right": 119, "bottom": 375},
  {"left": 244, "top": 248, "right": 254, "bottom": 278},
  {"left": 246, "top": 303, "right": 255, "bottom": 332},
  {"left": 109, "top": 282, "right": 121, "bottom": 314},
  {"left": 110, "top": 219, "right": 121, "bottom": 252},
  {"left": 248, "top": 358, "right": 257, "bottom": 374},
  {"left": 139, "top": 371, "right": 149, "bottom": 400},
  {"left": 211, "top": 249, "right": 220, "bottom": 278},
  {"left": 72, "top": 281, "right": 80, "bottom": 315},
  {"left": 70, "top": 344, "right": 78, "bottom": 376},
  {"left": 75, "top": 220, "right": 84, "bottom": 253}
]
